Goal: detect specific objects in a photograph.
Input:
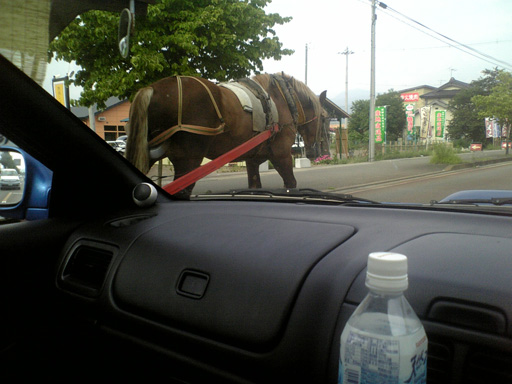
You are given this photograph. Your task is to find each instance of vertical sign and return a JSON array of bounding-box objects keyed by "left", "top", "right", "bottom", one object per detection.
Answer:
[
  {"left": 52, "top": 76, "right": 70, "bottom": 109},
  {"left": 435, "top": 111, "right": 445, "bottom": 138},
  {"left": 405, "top": 104, "right": 415, "bottom": 135},
  {"left": 53, "top": 81, "right": 66, "bottom": 106},
  {"left": 485, "top": 118, "right": 494, "bottom": 138},
  {"left": 375, "top": 106, "right": 386, "bottom": 144},
  {"left": 503, "top": 124, "right": 509, "bottom": 138},
  {"left": 494, "top": 122, "right": 501, "bottom": 138},
  {"left": 420, "top": 106, "right": 431, "bottom": 139}
]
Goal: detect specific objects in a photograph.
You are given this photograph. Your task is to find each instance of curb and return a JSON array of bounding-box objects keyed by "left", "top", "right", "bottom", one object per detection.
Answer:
[{"left": 444, "top": 156, "right": 512, "bottom": 171}]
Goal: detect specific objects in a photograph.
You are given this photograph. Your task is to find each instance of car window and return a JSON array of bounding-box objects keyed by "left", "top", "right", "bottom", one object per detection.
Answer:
[
  {"left": 1, "top": 0, "right": 511, "bottom": 208},
  {"left": 2, "top": 2, "right": 512, "bottom": 382}
]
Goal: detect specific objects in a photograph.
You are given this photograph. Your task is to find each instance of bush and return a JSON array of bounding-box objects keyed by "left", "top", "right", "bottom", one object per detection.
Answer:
[
  {"left": 452, "top": 138, "right": 472, "bottom": 149},
  {"left": 430, "top": 144, "right": 462, "bottom": 164}
]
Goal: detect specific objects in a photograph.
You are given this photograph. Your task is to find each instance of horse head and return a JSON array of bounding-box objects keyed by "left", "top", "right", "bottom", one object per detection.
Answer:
[{"left": 296, "top": 89, "right": 327, "bottom": 161}]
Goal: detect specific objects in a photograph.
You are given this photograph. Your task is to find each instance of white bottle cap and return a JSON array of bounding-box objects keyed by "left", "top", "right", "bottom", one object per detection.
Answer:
[{"left": 366, "top": 252, "right": 408, "bottom": 292}]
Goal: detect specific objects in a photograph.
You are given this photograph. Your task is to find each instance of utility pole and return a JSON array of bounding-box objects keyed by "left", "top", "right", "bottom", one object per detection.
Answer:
[
  {"left": 339, "top": 47, "right": 354, "bottom": 115},
  {"left": 369, "top": 0, "right": 377, "bottom": 162},
  {"left": 339, "top": 47, "right": 354, "bottom": 159}
]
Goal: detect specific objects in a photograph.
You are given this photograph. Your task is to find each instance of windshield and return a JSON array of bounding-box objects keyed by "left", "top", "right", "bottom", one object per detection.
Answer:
[
  {"left": 2, "top": 0, "right": 512, "bottom": 205},
  {"left": 1, "top": 170, "right": 18, "bottom": 176}
]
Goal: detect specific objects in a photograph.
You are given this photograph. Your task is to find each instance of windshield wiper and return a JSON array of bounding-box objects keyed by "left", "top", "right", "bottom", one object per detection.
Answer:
[
  {"left": 431, "top": 197, "right": 512, "bottom": 206},
  {"left": 196, "top": 188, "right": 381, "bottom": 204}
]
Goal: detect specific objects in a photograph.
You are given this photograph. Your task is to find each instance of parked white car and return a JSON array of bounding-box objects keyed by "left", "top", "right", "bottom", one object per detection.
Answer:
[{"left": 0, "top": 168, "right": 20, "bottom": 190}]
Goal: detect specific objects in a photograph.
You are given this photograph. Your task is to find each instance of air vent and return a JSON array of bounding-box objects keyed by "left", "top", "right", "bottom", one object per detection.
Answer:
[
  {"left": 426, "top": 340, "right": 453, "bottom": 384},
  {"left": 463, "top": 349, "right": 512, "bottom": 383},
  {"left": 60, "top": 241, "right": 116, "bottom": 297}
]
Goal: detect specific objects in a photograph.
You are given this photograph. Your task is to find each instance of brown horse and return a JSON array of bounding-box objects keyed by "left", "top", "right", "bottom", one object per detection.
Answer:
[{"left": 125, "top": 72, "right": 326, "bottom": 198}]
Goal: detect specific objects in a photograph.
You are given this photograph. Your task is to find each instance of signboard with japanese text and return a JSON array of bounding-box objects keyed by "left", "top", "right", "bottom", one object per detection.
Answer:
[
  {"left": 405, "top": 104, "right": 415, "bottom": 134},
  {"left": 53, "top": 81, "right": 66, "bottom": 106},
  {"left": 502, "top": 124, "right": 509, "bottom": 138},
  {"left": 400, "top": 92, "right": 419, "bottom": 102},
  {"left": 375, "top": 106, "right": 386, "bottom": 144},
  {"left": 484, "top": 118, "right": 502, "bottom": 138},
  {"left": 420, "top": 106, "right": 431, "bottom": 139},
  {"left": 52, "top": 76, "right": 70, "bottom": 109},
  {"left": 495, "top": 122, "right": 502, "bottom": 138},
  {"left": 485, "top": 118, "right": 492, "bottom": 138},
  {"left": 435, "top": 111, "right": 445, "bottom": 138}
]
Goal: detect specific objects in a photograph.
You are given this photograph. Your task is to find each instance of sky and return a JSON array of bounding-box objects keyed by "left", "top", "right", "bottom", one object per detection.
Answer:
[
  {"left": 260, "top": 0, "right": 512, "bottom": 109},
  {"left": 43, "top": 0, "right": 512, "bottom": 111}
]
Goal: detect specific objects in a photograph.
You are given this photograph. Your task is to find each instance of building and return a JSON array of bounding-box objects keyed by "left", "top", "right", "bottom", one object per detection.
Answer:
[
  {"left": 323, "top": 98, "right": 350, "bottom": 158},
  {"left": 73, "top": 96, "right": 349, "bottom": 157},
  {"left": 399, "top": 78, "right": 469, "bottom": 142},
  {"left": 72, "top": 97, "right": 129, "bottom": 141}
]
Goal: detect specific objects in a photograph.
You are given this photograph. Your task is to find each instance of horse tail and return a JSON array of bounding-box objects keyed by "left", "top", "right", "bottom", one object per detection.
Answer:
[{"left": 125, "top": 87, "right": 154, "bottom": 174}]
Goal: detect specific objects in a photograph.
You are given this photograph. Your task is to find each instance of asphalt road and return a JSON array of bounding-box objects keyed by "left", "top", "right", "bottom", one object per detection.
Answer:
[
  {"left": 343, "top": 161, "right": 512, "bottom": 204},
  {"left": 150, "top": 149, "right": 512, "bottom": 202},
  {"left": 0, "top": 184, "right": 24, "bottom": 205}
]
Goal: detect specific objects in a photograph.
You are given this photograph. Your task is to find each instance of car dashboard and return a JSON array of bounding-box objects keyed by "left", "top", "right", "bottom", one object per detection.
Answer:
[{"left": 20, "top": 199, "right": 510, "bottom": 383}]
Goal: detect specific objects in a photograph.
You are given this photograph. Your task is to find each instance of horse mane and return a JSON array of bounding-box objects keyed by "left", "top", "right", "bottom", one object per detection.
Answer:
[{"left": 252, "top": 72, "right": 322, "bottom": 122}]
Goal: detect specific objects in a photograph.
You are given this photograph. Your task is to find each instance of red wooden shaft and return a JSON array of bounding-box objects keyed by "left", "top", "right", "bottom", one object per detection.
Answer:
[{"left": 163, "top": 129, "right": 273, "bottom": 195}]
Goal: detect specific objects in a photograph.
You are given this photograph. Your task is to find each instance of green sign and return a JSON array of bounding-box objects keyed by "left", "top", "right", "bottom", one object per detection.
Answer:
[
  {"left": 375, "top": 106, "right": 386, "bottom": 143},
  {"left": 435, "top": 111, "right": 446, "bottom": 138}
]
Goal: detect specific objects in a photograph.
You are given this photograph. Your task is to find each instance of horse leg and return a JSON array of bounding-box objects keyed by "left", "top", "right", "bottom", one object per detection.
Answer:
[
  {"left": 165, "top": 134, "right": 211, "bottom": 199},
  {"left": 270, "top": 155, "right": 297, "bottom": 189},
  {"left": 170, "top": 157, "right": 204, "bottom": 199},
  {"left": 246, "top": 159, "right": 263, "bottom": 189}
]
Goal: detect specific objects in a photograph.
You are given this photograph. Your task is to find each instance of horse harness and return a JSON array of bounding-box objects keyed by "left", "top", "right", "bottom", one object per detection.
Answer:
[
  {"left": 148, "top": 76, "right": 226, "bottom": 147},
  {"left": 148, "top": 74, "right": 319, "bottom": 148},
  {"left": 236, "top": 77, "right": 277, "bottom": 127},
  {"left": 270, "top": 74, "right": 319, "bottom": 131}
]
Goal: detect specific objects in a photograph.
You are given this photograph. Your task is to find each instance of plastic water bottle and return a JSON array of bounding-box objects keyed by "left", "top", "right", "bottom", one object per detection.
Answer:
[{"left": 338, "top": 252, "right": 428, "bottom": 384}]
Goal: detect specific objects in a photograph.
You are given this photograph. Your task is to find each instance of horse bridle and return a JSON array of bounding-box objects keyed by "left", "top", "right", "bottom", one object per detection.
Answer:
[{"left": 271, "top": 74, "right": 321, "bottom": 145}]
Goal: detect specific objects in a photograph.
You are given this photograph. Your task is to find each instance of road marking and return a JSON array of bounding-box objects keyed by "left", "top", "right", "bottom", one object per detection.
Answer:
[
  {"left": 2, "top": 192, "right": 13, "bottom": 204},
  {"left": 330, "top": 162, "right": 512, "bottom": 195}
]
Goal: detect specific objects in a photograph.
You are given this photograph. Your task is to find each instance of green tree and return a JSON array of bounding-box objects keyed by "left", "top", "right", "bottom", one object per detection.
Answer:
[
  {"left": 376, "top": 90, "right": 405, "bottom": 142},
  {"left": 49, "top": 0, "right": 292, "bottom": 108},
  {"left": 347, "top": 90, "right": 405, "bottom": 143},
  {"left": 447, "top": 68, "right": 502, "bottom": 145},
  {"left": 472, "top": 70, "right": 512, "bottom": 141},
  {"left": 348, "top": 99, "right": 370, "bottom": 143}
]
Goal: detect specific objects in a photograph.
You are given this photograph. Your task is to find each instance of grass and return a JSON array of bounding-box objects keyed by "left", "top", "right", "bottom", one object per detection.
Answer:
[
  {"left": 429, "top": 144, "right": 462, "bottom": 164},
  {"left": 376, "top": 149, "right": 432, "bottom": 161},
  {"left": 161, "top": 144, "right": 465, "bottom": 176}
]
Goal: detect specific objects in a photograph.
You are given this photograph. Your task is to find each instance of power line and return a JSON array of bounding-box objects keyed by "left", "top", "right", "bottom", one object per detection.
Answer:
[
  {"left": 373, "top": 0, "right": 512, "bottom": 71},
  {"left": 383, "top": 40, "right": 512, "bottom": 53}
]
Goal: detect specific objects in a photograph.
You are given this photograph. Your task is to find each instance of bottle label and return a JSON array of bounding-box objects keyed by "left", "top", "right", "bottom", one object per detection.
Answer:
[{"left": 338, "top": 326, "right": 427, "bottom": 384}]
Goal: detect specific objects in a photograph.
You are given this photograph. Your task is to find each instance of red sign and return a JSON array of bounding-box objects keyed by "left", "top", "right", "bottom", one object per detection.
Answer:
[
  {"left": 470, "top": 143, "right": 482, "bottom": 151},
  {"left": 501, "top": 141, "right": 512, "bottom": 149},
  {"left": 400, "top": 92, "right": 419, "bottom": 102}
]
